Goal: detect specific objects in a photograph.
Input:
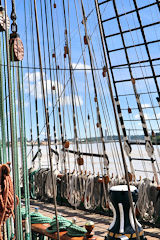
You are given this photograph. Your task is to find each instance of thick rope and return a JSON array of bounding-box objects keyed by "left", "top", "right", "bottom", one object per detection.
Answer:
[{"left": 0, "top": 164, "right": 18, "bottom": 240}]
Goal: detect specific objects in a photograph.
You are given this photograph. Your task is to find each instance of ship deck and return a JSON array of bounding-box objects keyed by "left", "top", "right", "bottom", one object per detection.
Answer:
[{"left": 30, "top": 200, "right": 160, "bottom": 240}]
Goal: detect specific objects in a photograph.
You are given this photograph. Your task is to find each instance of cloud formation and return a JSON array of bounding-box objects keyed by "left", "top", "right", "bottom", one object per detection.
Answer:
[
  {"left": 134, "top": 113, "right": 150, "bottom": 120},
  {"left": 24, "top": 72, "right": 83, "bottom": 107},
  {"left": 72, "top": 63, "right": 91, "bottom": 71}
]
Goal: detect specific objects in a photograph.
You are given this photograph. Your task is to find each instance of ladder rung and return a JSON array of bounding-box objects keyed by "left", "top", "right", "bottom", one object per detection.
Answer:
[
  {"left": 98, "top": 0, "right": 111, "bottom": 6},
  {"left": 135, "top": 169, "right": 159, "bottom": 173},
  {"left": 131, "top": 158, "right": 154, "bottom": 162},
  {"left": 108, "top": 39, "right": 160, "bottom": 53},
  {"left": 105, "top": 21, "right": 160, "bottom": 38},
  {"left": 102, "top": 2, "right": 157, "bottom": 23}
]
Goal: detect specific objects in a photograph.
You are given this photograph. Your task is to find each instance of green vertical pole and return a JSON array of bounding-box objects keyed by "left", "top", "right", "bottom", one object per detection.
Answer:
[
  {"left": 17, "top": 62, "right": 31, "bottom": 239},
  {"left": 4, "top": 1, "right": 23, "bottom": 237},
  {"left": 0, "top": 33, "right": 11, "bottom": 239},
  {"left": 12, "top": 61, "right": 23, "bottom": 240},
  {"left": 0, "top": 35, "right": 7, "bottom": 164},
  {"left": 2, "top": 32, "right": 10, "bottom": 163}
]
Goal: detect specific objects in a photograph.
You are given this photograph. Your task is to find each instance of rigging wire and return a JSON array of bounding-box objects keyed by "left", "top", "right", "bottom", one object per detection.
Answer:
[{"left": 33, "top": 0, "right": 60, "bottom": 238}]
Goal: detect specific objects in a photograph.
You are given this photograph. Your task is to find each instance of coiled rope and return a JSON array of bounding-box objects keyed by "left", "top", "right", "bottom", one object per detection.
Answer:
[
  {"left": 30, "top": 211, "right": 52, "bottom": 224},
  {"left": 0, "top": 164, "right": 18, "bottom": 240},
  {"left": 47, "top": 215, "right": 86, "bottom": 237},
  {"left": 47, "top": 215, "right": 72, "bottom": 233},
  {"left": 67, "top": 224, "right": 87, "bottom": 237}
]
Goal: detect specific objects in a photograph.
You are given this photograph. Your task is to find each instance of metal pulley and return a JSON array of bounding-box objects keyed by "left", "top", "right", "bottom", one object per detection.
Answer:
[
  {"left": 9, "top": 33, "right": 24, "bottom": 61},
  {"left": 0, "top": 6, "right": 10, "bottom": 32}
]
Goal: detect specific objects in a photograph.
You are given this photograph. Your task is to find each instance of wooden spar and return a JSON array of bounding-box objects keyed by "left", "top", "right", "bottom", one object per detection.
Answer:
[{"left": 62, "top": 148, "right": 107, "bottom": 158}]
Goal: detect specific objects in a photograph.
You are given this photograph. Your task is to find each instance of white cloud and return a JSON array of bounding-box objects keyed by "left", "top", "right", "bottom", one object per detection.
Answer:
[
  {"left": 156, "top": 113, "right": 160, "bottom": 119},
  {"left": 141, "top": 104, "right": 151, "bottom": 108},
  {"left": 134, "top": 113, "right": 149, "bottom": 120},
  {"left": 72, "top": 63, "right": 91, "bottom": 71},
  {"left": 61, "top": 95, "right": 83, "bottom": 107},
  {"left": 24, "top": 101, "right": 29, "bottom": 108},
  {"left": 24, "top": 72, "right": 43, "bottom": 83},
  {"left": 24, "top": 72, "right": 63, "bottom": 99}
]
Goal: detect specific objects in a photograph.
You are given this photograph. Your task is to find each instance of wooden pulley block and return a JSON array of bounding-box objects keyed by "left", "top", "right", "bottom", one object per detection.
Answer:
[
  {"left": 103, "top": 66, "right": 107, "bottom": 72},
  {"left": 102, "top": 66, "right": 107, "bottom": 78},
  {"left": 96, "top": 122, "right": 100, "bottom": 128},
  {"left": 52, "top": 85, "right": 56, "bottom": 91},
  {"left": 0, "top": 7, "right": 10, "bottom": 32},
  {"left": 84, "top": 35, "right": 88, "bottom": 45},
  {"left": 102, "top": 71, "right": 106, "bottom": 77},
  {"left": 128, "top": 107, "right": 132, "bottom": 114},
  {"left": 128, "top": 172, "right": 132, "bottom": 182},
  {"left": 63, "top": 140, "right": 70, "bottom": 149},
  {"left": 10, "top": 33, "right": 24, "bottom": 62},
  {"left": 77, "top": 157, "right": 84, "bottom": 166},
  {"left": 64, "top": 53, "right": 66, "bottom": 58},
  {"left": 131, "top": 77, "right": 135, "bottom": 84},
  {"left": 64, "top": 45, "right": 68, "bottom": 55},
  {"left": 94, "top": 97, "right": 97, "bottom": 102},
  {"left": 54, "top": 3, "right": 56, "bottom": 8},
  {"left": 103, "top": 175, "right": 110, "bottom": 184},
  {"left": 152, "top": 130, "right": 155, "bottom": 137},
  {"left": 52, "top": 53, "right": 55, "bottom": 58}
]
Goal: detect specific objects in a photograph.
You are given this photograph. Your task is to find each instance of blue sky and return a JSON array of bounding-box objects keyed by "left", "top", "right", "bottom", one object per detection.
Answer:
[{"left": 2, "top": 0, "right": 160, "bottom": 142}]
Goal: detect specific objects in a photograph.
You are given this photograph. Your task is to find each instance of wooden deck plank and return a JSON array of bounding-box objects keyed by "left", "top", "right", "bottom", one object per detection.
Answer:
[{"left": 29, "top": 200, "right": 160, "bottom": 240}]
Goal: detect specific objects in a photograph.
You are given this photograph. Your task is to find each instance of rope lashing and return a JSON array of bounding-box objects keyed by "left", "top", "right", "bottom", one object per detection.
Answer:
[
  {"left": 0, "top": 164, "right": 18, "bottom": 240},
  {"left": 67, "top": 224, "right": 87, "bottom": 237},
  {"left": 47, "top": 215, "right": 72, "bottom": 233}
]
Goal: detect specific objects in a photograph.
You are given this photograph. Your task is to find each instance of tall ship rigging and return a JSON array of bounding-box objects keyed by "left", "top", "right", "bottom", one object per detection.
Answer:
[{"left": 0, "top": 0, "right": 159, "bottom": 239}]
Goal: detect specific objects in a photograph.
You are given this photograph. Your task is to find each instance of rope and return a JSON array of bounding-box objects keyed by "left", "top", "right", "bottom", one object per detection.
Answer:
[
  {"left": 47, "top": 215, "right": 86, "bottom": 237},
  {"left": 84, "top": 175, "right": 94, "bottom": 210},
  {"left": 0, "top": 164, "right": 18, "bottom": 240},
  {"left": 30, "top": 211, "right": 52, "bottom": 224},
  {"left": 136, "top": 179, "right": 155, "bottom": 221},
  {"left": 67, "top": 224, "right": 87, "bottom": 237},
  {"left": 46, "top": 215, "right": 72, "bottom": 233},
  {"left": 67, "top": 173, "right": 81, "bottom": 208}
]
